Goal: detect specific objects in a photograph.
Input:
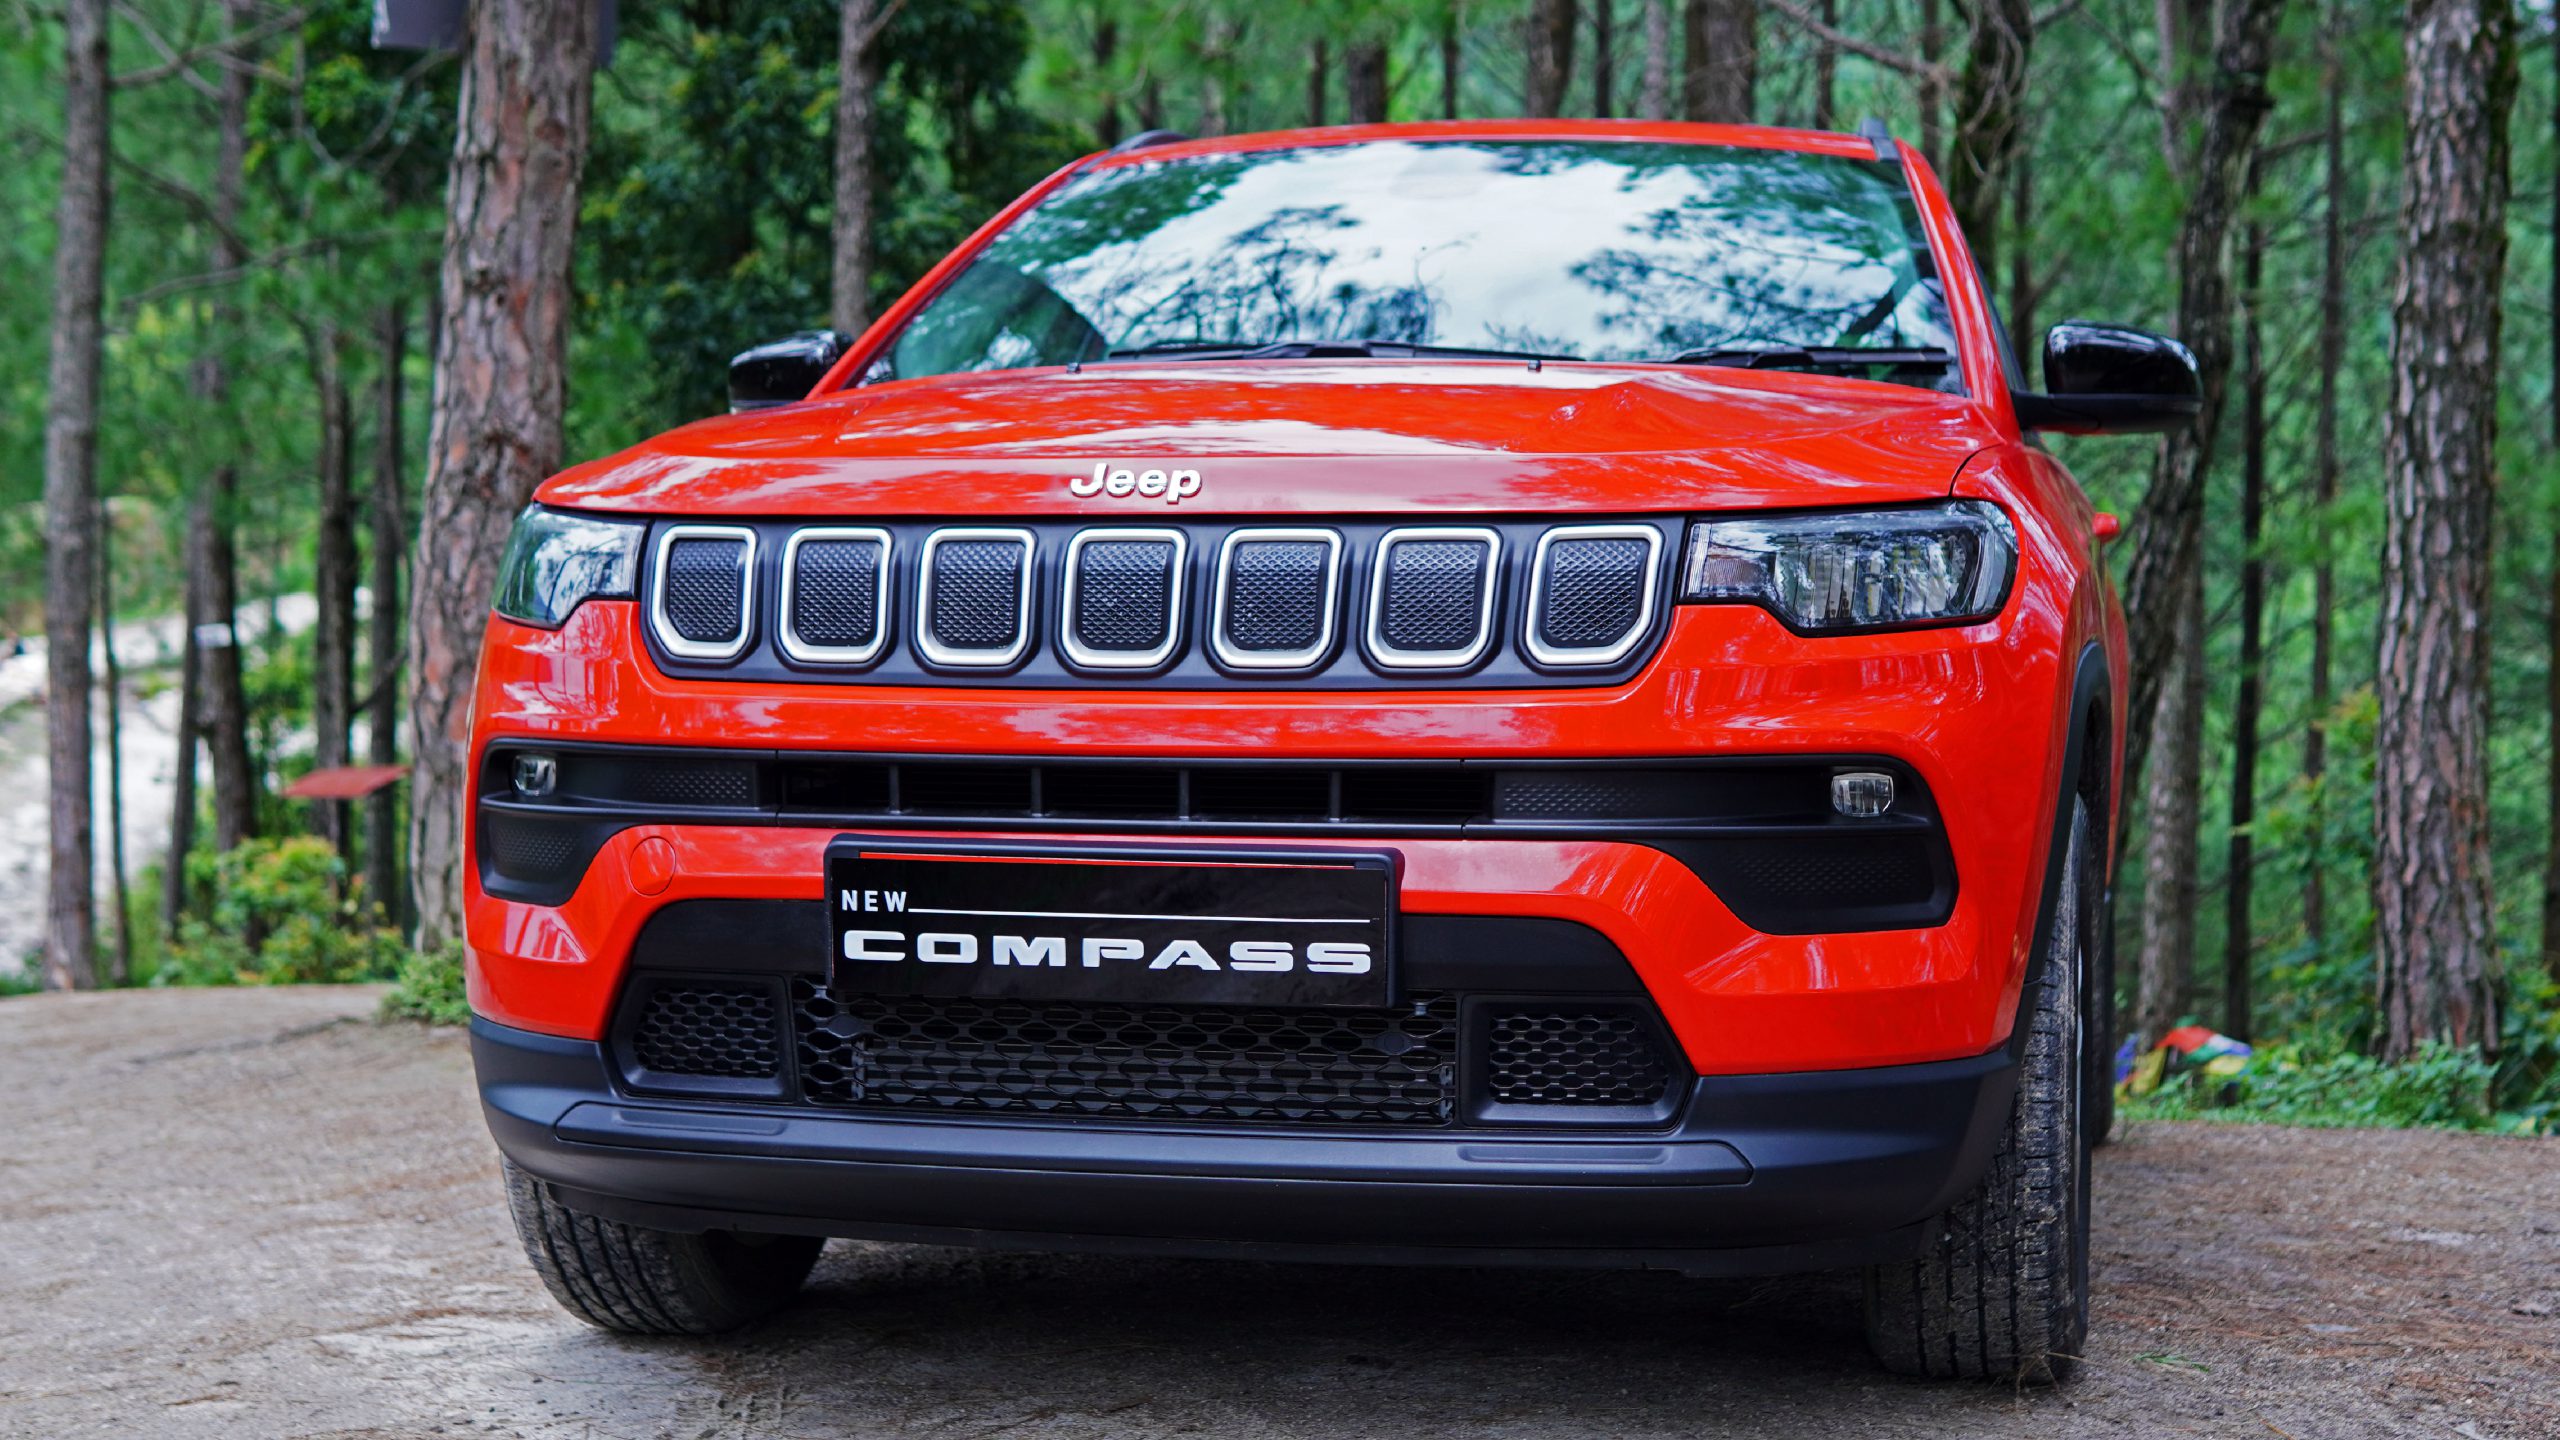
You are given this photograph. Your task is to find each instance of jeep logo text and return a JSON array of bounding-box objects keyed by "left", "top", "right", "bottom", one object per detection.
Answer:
[{"left": 1069, "top": 462, "right": 1202, "bottom": 504}]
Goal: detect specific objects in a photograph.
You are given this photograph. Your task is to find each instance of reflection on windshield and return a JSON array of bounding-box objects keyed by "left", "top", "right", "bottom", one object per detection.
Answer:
[{"left": 885, "top": 140, "right": 1959, "bottom": 391}]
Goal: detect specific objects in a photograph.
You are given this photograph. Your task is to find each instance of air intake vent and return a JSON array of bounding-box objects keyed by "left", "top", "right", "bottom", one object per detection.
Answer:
[
  {"left": 1526, "top": 525, "right": 1661, "bottom": 667},
  {"left": 780, "top": 528, "right": 890, "bottom": 665},
  {"left": 918, "top": 528, "right": 1033, "bottom": 667},
  {"left": 651, "top": 526, "right": 755, "bottom": 660},
  {"left": 1213, "top": 529, "right": 1341, "bottom": 670},
  {"left": 1064, "top": 529, "right": 1184, "bottom": 668},
  {"left": 1369, "top": 528, "right": 1499, "bottom": 669}
]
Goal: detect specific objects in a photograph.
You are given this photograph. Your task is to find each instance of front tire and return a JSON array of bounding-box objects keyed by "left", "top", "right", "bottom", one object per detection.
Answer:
[
  {"left": 503, "top": 1159, "right": 823, "bottom": 1335},
  {"left": 1861, "top": 798, "right": 2094, "bottom": 1383}
]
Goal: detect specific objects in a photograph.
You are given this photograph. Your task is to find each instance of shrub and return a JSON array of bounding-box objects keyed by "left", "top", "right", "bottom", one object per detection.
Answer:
[
  {"left": 380, "top": 941, "right": 469, "bottom": 1026},
  {"left": 158, "top": 836, "right": 409, "bottom": 987},
  {"left": 2127, "top": 1039, "right": 2500, "bottom": 1131}
]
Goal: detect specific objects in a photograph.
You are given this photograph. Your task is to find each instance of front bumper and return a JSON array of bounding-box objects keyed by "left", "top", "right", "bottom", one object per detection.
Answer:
[{"left": 475, "top": 1017, "right": 2015, "bottom": 1274}]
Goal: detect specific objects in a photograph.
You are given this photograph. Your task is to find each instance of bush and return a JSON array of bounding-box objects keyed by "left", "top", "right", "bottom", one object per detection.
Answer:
[
  {"left": 158, "top": 836, "right": 409, "bottom": 987},
  {"left": 2127, "top": 1039, "right": 2501, "bottom": 1131},
  {"left": 380, "top": 941, "right": 469, "bottom": 1026}
]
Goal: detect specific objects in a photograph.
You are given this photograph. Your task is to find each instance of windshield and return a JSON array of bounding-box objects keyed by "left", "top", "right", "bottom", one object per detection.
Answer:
[{"left": 879, "top": 139, "right": 1961, "bottom": 391}]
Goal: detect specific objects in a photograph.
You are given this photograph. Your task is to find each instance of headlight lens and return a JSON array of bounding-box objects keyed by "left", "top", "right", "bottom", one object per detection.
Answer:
[
  {"left": 1679, "top": 500, "right": 2016, "bottom": 633},
  {"left": 492, "top": 507, "right": 643, "bottom": 628}
]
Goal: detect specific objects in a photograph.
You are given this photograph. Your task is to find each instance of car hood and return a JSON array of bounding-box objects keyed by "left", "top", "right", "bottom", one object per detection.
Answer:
[{"left": 538, "top": 361, "right": 1998, "bottom": 517}]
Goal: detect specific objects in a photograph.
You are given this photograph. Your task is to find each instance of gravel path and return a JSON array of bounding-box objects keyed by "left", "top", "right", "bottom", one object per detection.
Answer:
[{"left": 1, "top": 987, "right": 2551, "bottom": 1438}]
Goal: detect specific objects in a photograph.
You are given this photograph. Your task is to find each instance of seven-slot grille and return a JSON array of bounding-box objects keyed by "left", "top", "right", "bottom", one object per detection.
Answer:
[{"left": 650, "top": 519, "right": 1670, "bottom": 682}]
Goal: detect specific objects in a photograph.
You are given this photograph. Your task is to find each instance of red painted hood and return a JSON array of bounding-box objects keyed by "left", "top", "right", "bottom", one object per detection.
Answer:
[{"left": 538, "top": 361, "right": 1998, "bottom": 517}]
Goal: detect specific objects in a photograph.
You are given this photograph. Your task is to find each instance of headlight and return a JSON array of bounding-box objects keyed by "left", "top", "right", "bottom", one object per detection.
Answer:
[
  {"left": 491, "top": 506, "right": 643, "bottom": 628},
  {"left": 1679, "top": 500, "right": 2016, "bottom": 633}
]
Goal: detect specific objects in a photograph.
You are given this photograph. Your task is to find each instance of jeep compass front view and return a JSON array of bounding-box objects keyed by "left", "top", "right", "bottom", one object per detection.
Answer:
[{"left": 468, "top": 120, "right": 2193, "bottom": 1382}]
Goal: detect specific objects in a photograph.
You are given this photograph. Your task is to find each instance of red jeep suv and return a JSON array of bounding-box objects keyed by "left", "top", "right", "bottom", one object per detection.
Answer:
[{"left": 468, "top": 120, "right": 2194, "bottom": 1381}]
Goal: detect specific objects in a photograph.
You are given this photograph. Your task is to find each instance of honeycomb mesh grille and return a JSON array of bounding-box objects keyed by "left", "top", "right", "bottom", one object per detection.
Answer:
[
  {"left": 1379, "top": 538, "right": 1490, "bottom": 653},
  {"left": 1072, "top": 539, "right": 1177, "bottom": 653},
  {"left": 790, "top": 538, "right": 883, "bottom": 650},
  {"left": 662, "top": 537, "right": 747, "bottom": 644},
  {"left": 1223, "top": 540, "right": 1330, "bottom": 654},
  {"left": 928, "top": 540, "right": 1027, "bottom": 651},
  {"left": 1483, "top": 1008, "right": 1673, "bottom": 1106},
  {"left": 1537, "top": 537, "right": 1649, "bottom": 652},
  {"left": 631, "top": 983, "right": 781, "bottom": 1078},
  {"left": 482, "top": 817, "right": 582, "bottom": 882},
  {"left": 792, "top": 980, "right": 1459, "bottom": 1126}
]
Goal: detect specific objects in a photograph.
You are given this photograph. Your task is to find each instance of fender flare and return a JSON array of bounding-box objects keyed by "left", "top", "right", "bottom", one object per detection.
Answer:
[{"left": 2006, "top": 642, "right": 2114, "bottom": 1060}]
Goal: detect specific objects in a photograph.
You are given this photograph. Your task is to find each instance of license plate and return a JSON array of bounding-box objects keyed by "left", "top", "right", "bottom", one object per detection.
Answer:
[{"left": 824, "top": 839, "right": 1394, "bottom": 1008}]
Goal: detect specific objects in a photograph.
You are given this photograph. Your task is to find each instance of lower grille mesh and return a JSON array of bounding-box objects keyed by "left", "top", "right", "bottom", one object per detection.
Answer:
[
  {"left": 1482, "top": 1008, "right": 1672, "bottom": 1106},
  {"left": 631, "top": 983, "right": 782, "bottom": 1078}
]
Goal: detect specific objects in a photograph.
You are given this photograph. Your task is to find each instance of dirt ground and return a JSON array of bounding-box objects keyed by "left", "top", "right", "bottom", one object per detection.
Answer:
[{"left": 0, "top": 987, "right": 2551, "bottom": 1439}]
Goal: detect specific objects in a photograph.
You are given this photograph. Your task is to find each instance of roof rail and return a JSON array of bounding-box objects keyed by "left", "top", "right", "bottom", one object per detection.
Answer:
[
  {"left": 1855, "top": 117, "right": 1898, "bottom": 163},
  {"left": 1108, "top": 129, "right": 1192, "bottom": 155}
]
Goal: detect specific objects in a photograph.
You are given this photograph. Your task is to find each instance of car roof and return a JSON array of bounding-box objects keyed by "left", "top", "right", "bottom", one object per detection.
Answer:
[{"left": 1082, "top": 119, "right": 1894, "bottom": 172}]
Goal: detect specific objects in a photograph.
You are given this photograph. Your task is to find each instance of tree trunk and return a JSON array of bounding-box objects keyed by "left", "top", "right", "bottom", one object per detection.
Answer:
[
  {"left": 408, "top": 0, "right": 597, "bottom": 950},
  {"left": 197, "top": 0, "right": 259, "bottom": 856},
  {"left": 1527, "top": 0, "right": 1578, "bottom": 117},
  {"left": 41, "top": 0, "right": 108, "bottom": 993},
  {"left": 2008, "top": 158, "right": 2037, "bottom": 344},
  {"left": 1680, "top": 0, "right": 1753, "bottom": 123},
  {"left": 2224, "top": 223, "right": 2267, "bottom": 1043},
  {"left": 160, "top": 609, "right": 197, "bottom": 937},
  {"left": 2305, "top": 16, "right": 2345, "bottom": 958},
  {"left": 2134, "top": 571, "right": 2205, "bottom": 1046},
  {"left": 1308, "top": 37, "right": 1328, "bottom": 126},
  {"left": 1591, "top": 0, "right": 1615, "bottom": 118},
  {"left": 1638, "top": 0, "right": 1671, "bottom": 118},
  {"left": 1948, "top": 0, "right": 2033, "bottom": 283},
  {"left": 97, "top": 498, "right": 130, "bottom": 985},
  {"left": 2544, "top": 25, "right": 2560, "bottom": 986},
  {"left": 368, "top": 300, "right": 408, "bottom": 929},
  {"left": 1345, "top": 41, "right": 1389, "bottom": 123},
  {"left": 2110, "top": 0, "right": 2284, "bottom": 808},
  {"left": 1442, "top": 10, "right": 1462, "bottom": 119},
  {"left": 1918, "top": 0, "right": 1945, "bottom": 165},
  {"left": 1097, "top": 19, "right": 1122, "bottom": 144},
  {"left": 2373, "top": 0, "right": 2514, "bottom": 1059},
  {"left": 831, "top": 0, "right": 881, "bottom": 334},
  {"left": 312, "top": 330, "right": 358, "bottom": 857},
  {"left": 1811, "top": 0, "right": 1837, "bottom": 130}
]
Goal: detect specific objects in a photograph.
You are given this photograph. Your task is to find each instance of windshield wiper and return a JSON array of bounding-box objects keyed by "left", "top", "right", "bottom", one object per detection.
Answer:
[
  {"left": 1106, "top": 338, "right": 1576, "bottom": 364},
  {"left": 1663, "top": 345, "right": 1958, "bottom": 372}
]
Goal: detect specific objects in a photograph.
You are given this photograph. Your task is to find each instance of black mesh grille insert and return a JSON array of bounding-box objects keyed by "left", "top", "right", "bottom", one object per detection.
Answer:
[
  {"left": 1071, "top": 538, "right": 1177, "bottom": 654},
  {"left": 792, "top": 981, "right": 1460, "bottom": 1126},
  {"left": 1223, "top": 539, "right": 1330, "bottom": 655},
  {"left": 662, "top": 537, "right": 747, "bottom": 645},
  {"left": 928, "top": 539, "right": 1026, "bottom": 652},
  {"left": 1537, "top": 537, "right": 1648, "bottom": 653},
  {"left": 1378, "top": 538, "right": 1490, "bottom": 653},
  {"left": 1483, "top": 1007, "right": 1674, "bottom": 1106},
  {"left": 631, "top": 982, "right": 782, "bottom": 1078},
  {"left": 790, "top": 537, "right": 884, "bottom": 651},
  {"left": 482, "top": 815, "right": 584, "bottom": 883}
]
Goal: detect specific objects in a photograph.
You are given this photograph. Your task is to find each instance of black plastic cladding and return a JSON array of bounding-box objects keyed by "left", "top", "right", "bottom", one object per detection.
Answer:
[{"left": 637, "top": 516, "right": 1681, "bottom": 689}]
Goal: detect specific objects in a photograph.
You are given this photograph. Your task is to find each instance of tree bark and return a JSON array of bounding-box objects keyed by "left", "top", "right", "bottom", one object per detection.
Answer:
[
  {"left": 2544, "top": 25, "right": 2560, "bottom": 987},
  {"left": 368, "top": 301, "right": 408, "bottom": 929},
  {"left": 1308, "top": 37, "right": 1328, "bottom": 126},
  {"left": 1681, "top": 0, "right": 1753, "bottom": 123},
  {"left": 1638, "top": 0, "right": 1671, "bottom": 118},
  {"left": 312, "top": 329, "right": 358, "bottom": 857},
  {"left": 1527, "top": 0, "right": 1578, "bottom": 117},
  {"left": 2111, "top": 0, "right": 2285, "bottom": 807},
  {"left": 97, "top": 500, "right": 130, "bottom": 985},
  {"left": 1592, "top": 0, "right": 1615, "bottom": 118},
  {"left": 1442, "top": 10, "right": 1462, "bottom": 119},
  {"left": 1345, "top": 40, "right": 1389, "bottom": 123},
  {"left": 2135, "top": 571, "right": 2205, "bottom": 1045},
  {"left": 2224, "top": 223, "right": 2267, "bottom": 1043},
  {"left": 2305, "top": 15, "right": 2345, "bottom": 958},
  {"left": 41, "top": 0, "right": 109, "bottom": 992},
  {"left": 161, "top": 624, "right": 198, "bottom": 937},
  {"left": 831, "top": 0, "right": 882, "bottom": 334},
  {"left": 1811, "top": 0, "right": 1837, "bottom": 130},
  {"left": 2374, "top": 0, "right": 2514, "bottom": 1059},
  {"left": 195, "top": 0, "right": 259, "bottom": 857},
  {"left": 1918, "top": 0, "right": 1945, "bottom": 165},
  {"left": 2008, "top": 157, "right": 2037, "bottom": 344},
  {"left": 1947, "top": 0, "right": 2033, "bottom": 283},
  {"left": 408, "top": 0, "right": 597, "bottom": 950},
  {"left": 1097, "top": 18, "right": 1122, "bottom": 143}
]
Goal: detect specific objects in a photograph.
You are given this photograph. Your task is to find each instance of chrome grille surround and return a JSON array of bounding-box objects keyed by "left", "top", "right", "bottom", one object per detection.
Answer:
[
  {"left": 1365, "top": 526, "right": 1501, "bottom": 670},
  {"left": 916, "top": 527, "right": 1035, "bottom": 668},
  {"left": 777, "top": 526, "right": 892, "bottom": 666},
  {"left": 1524, "top": 523, "right": 1662, "bottom": 668},
  {"left": 1211, "top": 528, "right": 1343, "bottom": 671},
  {"left": 648, "top": 524, "right": 756, "bottom": 662},
  {"left": 1060, "top": 528, "right": 1187, "bottom": 670}
]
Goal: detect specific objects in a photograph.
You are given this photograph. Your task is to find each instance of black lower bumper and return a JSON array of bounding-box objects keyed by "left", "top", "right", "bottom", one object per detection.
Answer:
[{"left": 475, "top": 1019, "right": 2013, "bottom": 1276}]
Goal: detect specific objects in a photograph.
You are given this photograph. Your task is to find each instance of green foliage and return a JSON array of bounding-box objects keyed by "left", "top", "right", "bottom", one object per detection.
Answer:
[
  {"left": 158, "top": 837, "right": 408, "bottom": 987},
  {"left": 380, "top": 941, "right": 470, "bottom": 1026},
  {"left": 2125, "top": 1040, "right": 2504, "bottom": 1132}
]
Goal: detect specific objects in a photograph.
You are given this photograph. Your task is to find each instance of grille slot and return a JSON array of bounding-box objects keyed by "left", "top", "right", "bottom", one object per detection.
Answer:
[
  {"left": 651, "top": 526, "right": 754, "bottom": 660},
  {"left": 792, "top": 981, "right": 1461, "bottom": 1126},
  {"left": 1369, "top": 529, "right": 1499, "bottom": 669},
  {"left": 1527, "top": 525, "right": 1661, "bottom": 667},
  {"left": 1043, "top": 764, "right": 1183, "bottom": 816},
  {"left": 781, "top": 529, "right": 890, "bottom": 664},
  {"left": 1214, "top": 529, "right": 1341, "bottom": 670},
  {"left": 1190, "top": 766, "right": 1333, "bottom": 820},
  {"left": 1064, "top": 530, "right": 1184, "bottom": 668},
  {"left": 1341, "top": 769, "right": 1491, "bottom": 822},
  {"left": 1481, "top": 1006, "right": 1675, "bottom": 1107},
  {"left": 629, "top": 982, "right": 783, "bottom": 1079},
  {"left": 899, "top": 763, "right": 1037, "bottom": 814},
  {"left": 919, "top": 529, "right": 1033, "bottom": 667}
]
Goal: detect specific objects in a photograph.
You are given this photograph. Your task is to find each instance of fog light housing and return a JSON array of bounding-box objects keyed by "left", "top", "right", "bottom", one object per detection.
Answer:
[
  {"left": 512, "top": 752, "right": 558, "bottom": 799},
  {"left": 1831, "top": 770, "right": 1895, "bottom": 818}
]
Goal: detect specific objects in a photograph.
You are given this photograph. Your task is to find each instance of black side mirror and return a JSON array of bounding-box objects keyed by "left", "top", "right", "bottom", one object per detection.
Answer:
[
  {"left": 2012, "top": 321, "right": 2202, "bottom": 435},
  {"left": 729, "top": 329, "right": 853, "bottom": 413}
]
